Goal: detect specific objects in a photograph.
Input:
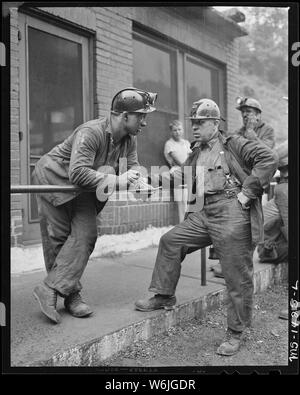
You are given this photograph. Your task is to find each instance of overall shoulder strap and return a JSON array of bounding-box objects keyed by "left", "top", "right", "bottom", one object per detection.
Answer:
[{"left": 218, "top": 134, "right": 249, "bottom": 183}]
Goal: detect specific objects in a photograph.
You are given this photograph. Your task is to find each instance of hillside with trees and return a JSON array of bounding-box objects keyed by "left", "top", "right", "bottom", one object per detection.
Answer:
[{"left": 223, "top": 7, "right": 289, "bottom": 143}]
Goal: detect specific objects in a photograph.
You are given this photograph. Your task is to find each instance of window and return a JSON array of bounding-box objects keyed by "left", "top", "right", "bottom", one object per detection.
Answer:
[
  {"left": 28, "top": 27, "right": 84, "bottom": 158},
  {"left": 133, "top": 30, "right": 226, "bottom": 166},
  {"left": 19, "top": 13, "right": 91, "bottom": 242},
  {"left": 185, "top": 54, "right": 225, "bottom": 140},
  {"left": 133, "top": 34, "right": 178, "bottom": 168}
]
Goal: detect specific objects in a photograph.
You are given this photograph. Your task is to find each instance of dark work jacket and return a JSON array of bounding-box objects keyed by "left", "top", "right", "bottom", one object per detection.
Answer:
[
  {"left": 32, "top": 117, "right": 139, "bottom": 207},
  {"left": 184, "top": 131, "right": 278, "bottom": 245},
  {"left": 235, "top": 120, "right": 275, "bottom": 149}
]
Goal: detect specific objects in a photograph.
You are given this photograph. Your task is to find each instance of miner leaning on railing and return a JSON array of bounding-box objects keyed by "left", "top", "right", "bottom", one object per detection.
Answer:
[{"left": 30, "top": 87, "right": 158, "bottom": 325}]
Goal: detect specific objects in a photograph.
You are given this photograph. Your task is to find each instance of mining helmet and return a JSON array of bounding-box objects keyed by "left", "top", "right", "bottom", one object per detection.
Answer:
[
  {"left": 111, "top": 87, "right": 157, "bottom": 113},
  {"left": 188, "top": 98, "right": 221, "bottom": 120},
  {"left": 236, "top": 96, "right": 262, "bottom": 112}
]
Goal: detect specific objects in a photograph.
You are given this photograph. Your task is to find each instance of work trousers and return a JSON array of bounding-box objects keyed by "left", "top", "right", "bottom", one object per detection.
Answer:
[
  {"left": 173, "top": 187, "right": 188, "bottom": 223},
  {"left": 258, "top": 182, "right": 288, "bottom": 263},
  {"left": 37, "top": 193, "right": 98, "bottom": 296},
  {"left": 149, "top": 196, "right": 254, "bottom": 333}
]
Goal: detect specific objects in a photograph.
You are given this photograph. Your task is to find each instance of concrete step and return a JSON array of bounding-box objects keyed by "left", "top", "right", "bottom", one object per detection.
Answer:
[{"left": 11, "top": 247, "right": 288, "bottom": 366}]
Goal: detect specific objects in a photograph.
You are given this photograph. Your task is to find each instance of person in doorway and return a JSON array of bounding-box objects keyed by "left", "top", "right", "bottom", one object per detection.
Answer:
[
  {"left": 32, "top": 87, "right": 157, "bottom": 324},
  {"left": 135, "top": 98, "right": 278, "bottom": 356},
  {"left": 164, "top": 120, "right": 191, "bottom": 222}
]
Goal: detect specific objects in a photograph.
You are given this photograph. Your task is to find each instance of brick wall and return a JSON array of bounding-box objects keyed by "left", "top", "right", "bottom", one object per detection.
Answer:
[
  {"left": 10, "top": 5, "right": 243, "bottom": 246},
  {"left": 10, "top": 7, "right": 23, "bottom": 245},
  {"left": 99, "top": 199, "right": 178, "bottom": 235},
  {"left": 225, "top": 40, "right": 241, "bottom": 134},
  {"left": 93, "top": 7, "right": 133, "bottom": 118}
]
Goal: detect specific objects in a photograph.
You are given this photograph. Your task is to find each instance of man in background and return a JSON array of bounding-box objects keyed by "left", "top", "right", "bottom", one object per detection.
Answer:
[
  {"left": 235, "top": 96, "right": 275, "bottom": 149},
  {"left": 258, "top": 140, "right": 288, "bottom": 320},
  {"left": 258, "top": 140, "right": 288, "bottom": 265}
]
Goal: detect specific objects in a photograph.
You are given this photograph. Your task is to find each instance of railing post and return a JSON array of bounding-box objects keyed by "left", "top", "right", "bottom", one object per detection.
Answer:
[{"left": 201, "top": 248, "right": 206, "bottom": 286}]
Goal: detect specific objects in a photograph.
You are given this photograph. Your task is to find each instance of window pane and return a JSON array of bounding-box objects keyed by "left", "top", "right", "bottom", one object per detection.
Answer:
[
  {"left": 186, "top": 58, "right": 213, "bottom": 109},
  {"left": 133, "top": 36, "right": 178, "bottom": 168},
  {"left": 185, "top": 57, "right": 225, "bottom": 140},
  {"left": 28, "top": 27, "right": 83, "bottom": 157},
  {"left": 136, "top": 112, "right": 177, "bottom": 168},
  {"left": 133, "top": 38, "right": 177, "bottom": 112}
]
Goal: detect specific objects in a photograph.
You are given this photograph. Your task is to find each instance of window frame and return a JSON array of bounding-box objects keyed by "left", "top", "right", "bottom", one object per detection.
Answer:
[
  {"left": 133, "top": 31, "right": 179, "bottom": 116},
  {"left": 133, "top": 28, "right": 226, "bottom": 143},
  {"left": 183, "top": 52, "right": 226, "bottom": 138}
]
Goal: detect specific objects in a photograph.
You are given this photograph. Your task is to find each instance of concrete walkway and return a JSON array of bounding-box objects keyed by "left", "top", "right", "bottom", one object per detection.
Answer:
[{"left": 11, "top": 246, "right": 287, "bottom": 367}]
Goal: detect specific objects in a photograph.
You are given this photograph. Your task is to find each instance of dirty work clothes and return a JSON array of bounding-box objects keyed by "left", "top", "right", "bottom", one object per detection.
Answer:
[
  {"left": 274, "top": 181, "right": 288, "bottom": 241},
  {"left": 258, "top": 181, "right": 288, "bottom": 263},
  {"left": 235, "top": 121, "right": 275, "bottom": 149},
  {"left": 183, "top": 132, "right": 278, "bottom": 245},
  {"left": 195, "top": 137, "right": 241, "bottom": 195},
  {"left": 149, "top": 194, "right": 254, "bottom": 333},
  {"left": 32, "top": 116, "right": 139, "bottom": 296},
  {"left": 37, "top": 192, "right": 99, "bottom": 296},
  {"left": 32, "top": 117, "right": 139, "bottom": 207}
]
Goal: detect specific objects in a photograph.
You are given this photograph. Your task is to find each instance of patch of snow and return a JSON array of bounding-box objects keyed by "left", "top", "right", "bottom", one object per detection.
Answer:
[{"left": 11, "top": 225, "right": 173, "bottom": 275}]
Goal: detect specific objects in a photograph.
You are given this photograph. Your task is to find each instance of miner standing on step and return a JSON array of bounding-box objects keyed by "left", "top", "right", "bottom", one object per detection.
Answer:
[{"left": 135, "top": 98, "right": 278, "bottom": 356}]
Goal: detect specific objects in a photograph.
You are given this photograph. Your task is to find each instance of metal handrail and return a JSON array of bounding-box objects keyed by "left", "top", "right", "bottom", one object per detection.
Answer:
[
  {"left": 10, "top": 184, "right": 207, "bottom": 286},
  {"left": 11, "top": 185, "right": 83, "bottom": 193}
]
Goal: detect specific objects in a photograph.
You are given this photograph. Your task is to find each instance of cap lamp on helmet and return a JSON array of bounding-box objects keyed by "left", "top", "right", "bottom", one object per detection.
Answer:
[
  {"left": 188, "top": 98, "right": 221, "bottom": 120},
  {"left": 111, "top": 87, "right": 157, "bottom": 114},
  {"left": 236, "top": 96, "right": 262, "bottom": 112}
]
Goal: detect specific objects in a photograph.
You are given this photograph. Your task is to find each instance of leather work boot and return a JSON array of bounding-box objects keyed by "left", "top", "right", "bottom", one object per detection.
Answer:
[
  {"left": 212, "top": 264, "right": 224, "bottom": 279},
  {"left": 64, "top": 292, "right": 93, "bottom": 317},
  {"left": 33, "top": 284, "right": 61, "bottom": 324},
  {"left": 135, "top": 294, "right": 176, "bottom": 312},
  {"left": 216, "top": 329, "right": 243, "bottom": 356},
  {"left": 258, "top": 241, "right": 278, "bottom": 263}
]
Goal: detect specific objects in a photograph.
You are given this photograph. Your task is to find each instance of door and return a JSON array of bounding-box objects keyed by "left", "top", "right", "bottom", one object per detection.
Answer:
[{"left": 19, "top": 13, "right": 91, "bottom": 243}]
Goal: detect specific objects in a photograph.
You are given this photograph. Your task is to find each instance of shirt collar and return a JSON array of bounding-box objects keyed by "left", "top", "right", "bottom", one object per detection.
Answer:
[
  {"left": 106, "top": 120, "right": 131, "bottom": 147},
  {"left": 193, "top": 133, "right": 219, "bottom": 150}
]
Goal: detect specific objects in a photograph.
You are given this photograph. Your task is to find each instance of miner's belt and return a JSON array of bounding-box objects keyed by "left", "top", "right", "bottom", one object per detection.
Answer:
[{"left": 204, "top": 188, "right": 241, "bottom": 205}]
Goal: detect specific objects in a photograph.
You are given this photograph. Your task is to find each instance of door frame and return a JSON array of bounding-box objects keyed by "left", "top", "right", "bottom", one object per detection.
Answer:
[{"left": 18, "top": 12, "right": 92, "bottom": 243}]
